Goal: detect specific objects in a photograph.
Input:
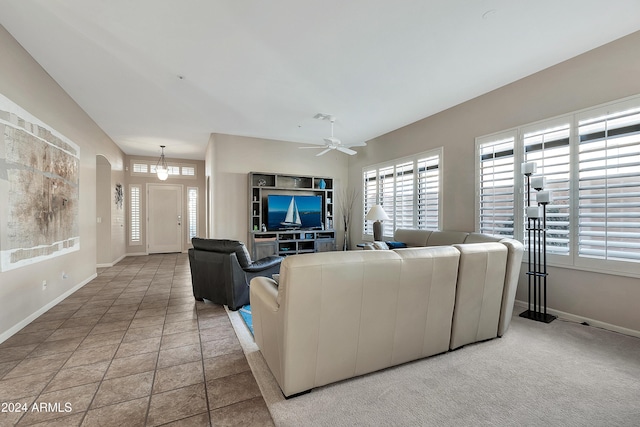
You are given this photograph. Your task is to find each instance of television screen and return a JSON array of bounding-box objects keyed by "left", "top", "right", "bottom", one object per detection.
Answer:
[{"left": 267, "top": 195, "right": 323, "bottom": 230}]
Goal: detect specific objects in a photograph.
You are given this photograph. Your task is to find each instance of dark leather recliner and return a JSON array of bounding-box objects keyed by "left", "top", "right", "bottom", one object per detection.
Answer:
[{"left": 188, "top": 238, "right": 283, "bottom": 310}]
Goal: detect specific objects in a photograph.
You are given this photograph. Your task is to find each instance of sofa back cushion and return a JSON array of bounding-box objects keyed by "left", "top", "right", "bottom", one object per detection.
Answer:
[
  {"left": 274, "top": 246, "right": 460, "bottom": 394},
  {"left": 427, "top": 231, "right": 469, "bottom": 246},
  {"left": 450, "top": 242, "right": 507, "bottom": 349},
  {"left": 394, "top": 229, "right": 432, "bottom": 247}
]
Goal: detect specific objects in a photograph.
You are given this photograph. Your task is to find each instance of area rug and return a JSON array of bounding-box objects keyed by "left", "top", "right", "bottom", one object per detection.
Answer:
[
  {"left": 239, "top": 304, "right": 253, "bottom": 336},
  {"left": 227, "top": 306, "right": 640, "bottom": 427}
]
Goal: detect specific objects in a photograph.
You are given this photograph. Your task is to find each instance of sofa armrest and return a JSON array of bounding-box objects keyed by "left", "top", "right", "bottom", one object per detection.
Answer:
[
  {"left": 250, "top": 277, "right": 280, "bottom": 311},
  {"left": 245, "top": 256, "right": 283, "bottom": 273}
]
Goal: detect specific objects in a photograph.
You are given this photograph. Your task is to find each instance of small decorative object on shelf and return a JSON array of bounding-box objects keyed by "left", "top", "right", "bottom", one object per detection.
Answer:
[
  {"left": 257, "top": 178, "right": 267, "bottom": 186},
  {"left": 520, "top": 162, "right": 557, "bottom": 324},
  {"left": 319, "top": 178, "right": 326, "bottom": 189}
]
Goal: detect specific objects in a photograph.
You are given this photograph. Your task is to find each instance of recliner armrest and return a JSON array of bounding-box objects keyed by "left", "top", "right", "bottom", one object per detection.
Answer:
[{"left": 244, "top": 256, "right": 283, "bottom": 272}]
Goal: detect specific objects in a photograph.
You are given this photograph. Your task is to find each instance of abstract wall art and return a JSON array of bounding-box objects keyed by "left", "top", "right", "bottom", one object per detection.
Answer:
[{"left": 0, "top": 93, "right": 80, "bottom": 272}]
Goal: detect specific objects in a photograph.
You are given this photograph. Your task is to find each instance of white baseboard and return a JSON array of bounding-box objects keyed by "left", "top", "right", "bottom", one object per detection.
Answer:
[
  {"left": 514, "top": 299, "right": 640, "bottom": 339},
  {"left": 96, "top": 253, "right": 127, "bottom": 268},
  {"left": 0, "top": 273, "right": 97, "bottom": 344}
]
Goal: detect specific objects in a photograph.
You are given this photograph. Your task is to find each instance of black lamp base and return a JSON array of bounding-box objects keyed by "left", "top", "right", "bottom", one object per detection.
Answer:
[{"left": 519, "top": 309, "right": 557, "bottom": 324}]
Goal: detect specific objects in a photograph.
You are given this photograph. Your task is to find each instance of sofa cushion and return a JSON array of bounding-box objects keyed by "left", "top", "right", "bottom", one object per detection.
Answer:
[
  {"left": 426, "top": 231, "right": 469, "bottom": 246},
  {"left": 394, "top": 229, "right": 432, "bottom": 247}
]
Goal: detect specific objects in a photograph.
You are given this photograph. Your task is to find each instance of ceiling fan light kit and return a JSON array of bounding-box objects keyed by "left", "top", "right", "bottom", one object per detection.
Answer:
[{"left": 299, "top": 114, "right": 363, "bottom": 156}]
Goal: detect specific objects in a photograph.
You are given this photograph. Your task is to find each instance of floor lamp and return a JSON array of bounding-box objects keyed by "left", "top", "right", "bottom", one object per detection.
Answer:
[
  {"left": 366, "top": 205, "right": 390, "bottom": 242},
  {"left": 520, "top": 162, "right": 557, "bottom": 324}
]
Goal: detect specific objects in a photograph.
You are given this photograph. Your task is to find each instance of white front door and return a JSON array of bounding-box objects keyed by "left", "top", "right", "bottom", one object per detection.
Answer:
[{"left": 148, "top": 184, "right": 183, "bottom": 253}]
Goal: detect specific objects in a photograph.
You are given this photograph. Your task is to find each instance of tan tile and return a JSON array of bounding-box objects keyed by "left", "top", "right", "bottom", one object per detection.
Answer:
[
  {"left": 4, "top": 352, "right": 71, "bottom": 379},
  {"left": 44, "top": 361, "right": 110, "bottom": 393},
  {"left": 76, "top": 330, "right": 125, "bottom": 350},
  {"left": 1, "top": 331, "right": 53, "bottom": 348},
  {"left": 18, "top": 319, "right": 66, "bottom": 334},
  {"left": 201, "top": 336, "right": 242, "bottom": 359},
  {"left": 91, "top": 371, "right": 153, "bottom": 409},
  {"left": 158, "top": 412, "right": 210, "bottom": 427},
  {"left": 115, "top": 336, "right": 161, "bottom": 358},
  {"left": 166, "top": 302, "right": 196, "bottom": 314},
  {"left": 105, "top": 303, "right": 139, "bottom": 314},
  {"left": 129, "top": 315, "right": 166, "bottom": 329},
  {"left": 157, "top": 344, "right": 202, "bottom": 369},
  {"left": 147, "top": 383, "right": 208, "bottom": 426},
  {"left": 0, "top": 372, "right": 55, "bottom": 401},
  {"left": 199, "top": 326, "right": 237, "bottom": 343},
  {"left": 122, "top": 324, "right": 164, "bottom": 343},
  {"left": 161, "top": 331, "right": 201, "bottom": 350},
  {"left": 45, "top": 326, "right": 93, "bottom": 342},
  {"left": 163, "top": 319, "right": 199, "bottom": 335},
  {"left": 64, "top": 343, "right": 119, "bottom": 368},
  {"left": 203, "top": 351, "right": 250, "bottom": 381},
  {"left": 98, "top": 312, "right": 136, "bottom": 324},
  {"left": 82, "top": 396, "right": 149, "bottom": 427},
  {"left": 0, "top": 395, "right": 36, "bottom": 426},
  {"left": 17, "top": 382, "right": 99, "bottom": 425},
  {"left": 133, "top": 307, "right": 167, "bottom": 319},
  {"left": 21, "top": 413, "right": 84, "bottom": 426},
  {"left": 209, "top": 396, "right": 274, "bottom": 426},
  {"left": 153, "top": 361, "right": 204, "bottom": 394},
  {"left": 28, "top": 337, "right": 83, "bottom": 358},
  {"left": 198, "top": 315, "right": 231, "bottom": 331},
  {"left": 206, "top": 370, "right": 262, "bottom": 410},
  {"left": 59, "top": 315, "right": 101, "bottom": 329},
  {"left": 89, "top": 320, "right": 131, "bottom": 335},
  {"left": 0, "top": 344, "right": 38, "bottom": 364},
  {"left": 104, "top": 352, "right": 158, "bottom": 379}
]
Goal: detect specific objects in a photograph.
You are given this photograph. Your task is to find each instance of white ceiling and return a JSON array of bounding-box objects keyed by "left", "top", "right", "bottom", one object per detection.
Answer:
[{"left": 2, "top": 1, "right": 640, "bottom": 160}]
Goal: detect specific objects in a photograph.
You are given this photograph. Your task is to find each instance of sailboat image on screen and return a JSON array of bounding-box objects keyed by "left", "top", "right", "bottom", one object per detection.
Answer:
[{"left": 281, "top": 197, "right": 302, "bottom": 228}]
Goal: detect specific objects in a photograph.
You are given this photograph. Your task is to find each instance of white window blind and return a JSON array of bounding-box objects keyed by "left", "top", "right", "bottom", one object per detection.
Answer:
[
  {"left": 477, "top": 135, "right": 515, "bottom": 238},
  {"left": 188, "top": 187, "right": 198, "bottom": 239},
  {"left": 362, "top": 149, "right": 441, "bottom": 239},
  {"left": 417, "top": 155, "right": 440, "bottom": 229},
  {"left": 523, "top": 123, "right": 571, "bottom": 256},
  {"left": 132, "top": 163, "right": 148, "bottom": 173},
  {"left": 578, "top": 107, "right": 640, "bottom": 263},
  {"left": 363, "top": 170, "right": 377, "bottom": 236},
  {"left": 130, "top": 185, "right": 141, "bottom": 244}
]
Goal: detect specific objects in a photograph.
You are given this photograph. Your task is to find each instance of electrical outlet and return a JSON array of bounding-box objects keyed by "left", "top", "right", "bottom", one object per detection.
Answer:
[{"left": 42, "top": 280, "right": 47, "bottom": 289}]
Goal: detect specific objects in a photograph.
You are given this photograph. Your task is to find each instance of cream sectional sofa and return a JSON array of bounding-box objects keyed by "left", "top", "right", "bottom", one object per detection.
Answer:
[{"left": 250, "top": 230, "right": 524, "bottom": 397}]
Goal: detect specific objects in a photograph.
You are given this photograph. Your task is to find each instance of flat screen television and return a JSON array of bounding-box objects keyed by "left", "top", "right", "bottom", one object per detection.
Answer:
[{"left": 267, "top": 194, "right": 323, "bottom": 230}]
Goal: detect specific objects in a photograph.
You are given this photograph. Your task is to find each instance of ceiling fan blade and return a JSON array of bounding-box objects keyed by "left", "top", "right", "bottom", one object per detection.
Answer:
[
  {"left": 316, "top": 148, "right": 332, "bottom": 156},
  {"left": 344, "top": 141, "right": 367, "bottom": 147},
  {"left": 337, "top": 146, "right": 357, "bottom": 155}
]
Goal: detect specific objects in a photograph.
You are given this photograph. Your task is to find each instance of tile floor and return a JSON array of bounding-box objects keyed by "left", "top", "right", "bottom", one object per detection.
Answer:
[{"left": 0, "top": 253, "right": 274, "bottom": 426}]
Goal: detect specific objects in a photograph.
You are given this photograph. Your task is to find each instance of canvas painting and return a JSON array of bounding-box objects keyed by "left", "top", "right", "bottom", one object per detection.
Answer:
[{"left": 0, "top": 93, "right": 80, "bottom": 272}]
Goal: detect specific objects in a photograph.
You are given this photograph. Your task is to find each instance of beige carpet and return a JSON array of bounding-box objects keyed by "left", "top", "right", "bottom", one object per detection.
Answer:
[{"left": 229, "top": 310, "right": 640, "bottom": 427}]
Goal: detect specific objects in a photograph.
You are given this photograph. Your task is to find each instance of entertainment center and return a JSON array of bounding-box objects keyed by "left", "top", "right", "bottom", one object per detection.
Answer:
[{"left": 248, "top": 172, "right": 336, "bottom": 259}]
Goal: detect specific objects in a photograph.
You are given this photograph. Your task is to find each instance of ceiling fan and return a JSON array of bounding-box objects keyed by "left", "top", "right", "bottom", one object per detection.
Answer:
[{"left": 299, "top": 114, "right": 365, "bottom": 156}]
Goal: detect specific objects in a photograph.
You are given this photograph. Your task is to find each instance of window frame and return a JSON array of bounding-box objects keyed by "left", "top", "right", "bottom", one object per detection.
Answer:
[
  {"left": 476, "top": 95, "right": 640, "bottom": 278},
  {"left": 362, "top": 148, "right": 442, "bottom": 240}
]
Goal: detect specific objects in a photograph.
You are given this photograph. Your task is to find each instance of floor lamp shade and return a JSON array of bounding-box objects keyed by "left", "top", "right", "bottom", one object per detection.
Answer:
[{"left": 366, "top": 205, "right": 390, "bottom": 241}]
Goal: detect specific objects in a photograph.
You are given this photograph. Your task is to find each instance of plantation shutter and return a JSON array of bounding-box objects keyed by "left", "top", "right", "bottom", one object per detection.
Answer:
[
  {"left": 363, "top": 170, "right": 378, "bottom": 236},
  {"left": 478, "top": 136, "right": 515, "bottom": 238},
  {"left": 130, "top": 185, "right": 141, "bottom": 243},
  {"left": 523, "top": 123, "right": 571, "bottom": 255},
  {"left": 188, "top": 187, "right": 198, "bottom": 239},
  {"left": 417, "top": 155, "right": 439, "bottom": 229},
  {"left": 577, "top": 107, "right": 640, "bottom": 262},
  {"left": 394, "top": 161, "right": 414, "bottom": 230},
  {"left": 379, "top": 166, "right": 395, "bottom": 238}
]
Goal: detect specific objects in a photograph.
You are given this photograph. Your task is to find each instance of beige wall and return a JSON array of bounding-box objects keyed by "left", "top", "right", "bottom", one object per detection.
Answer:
[
  {"left": 124, "top": 155, "right": 206, "bottom": 254},
  {"left": 348, "top": 31, "right": 640, "bottom": 333},
  {"left": 207, "top": 134, "right": 349, "bottom": 249},
  {"left": 0, "top": 25, "right": 126, "bottom": 341}
]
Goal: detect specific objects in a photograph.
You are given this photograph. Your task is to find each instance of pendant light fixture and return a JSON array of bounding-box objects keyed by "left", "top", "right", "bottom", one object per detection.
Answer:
[{"left": 156, "top": 145, "right": 169, "bottom": 181}]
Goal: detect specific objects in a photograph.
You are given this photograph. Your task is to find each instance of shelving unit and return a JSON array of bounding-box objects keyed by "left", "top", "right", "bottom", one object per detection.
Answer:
[{"left": 249, "top": 172, "right": 336, "bottom": 258}]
